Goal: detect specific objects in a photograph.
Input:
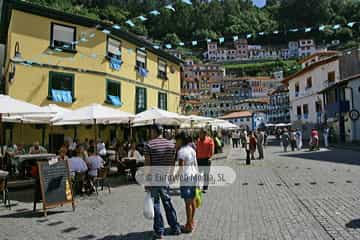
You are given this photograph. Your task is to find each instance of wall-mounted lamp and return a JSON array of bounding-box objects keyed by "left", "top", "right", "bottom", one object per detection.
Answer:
[
  {"left": 12, "top": 42, "right": 23, "bottom": 63},
  {"left": 8, "top": 63, "right": 15, "bottom": 84}
]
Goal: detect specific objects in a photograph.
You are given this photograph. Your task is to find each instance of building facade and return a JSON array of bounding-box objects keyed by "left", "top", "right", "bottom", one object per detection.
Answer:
[
  {"left": 180, "top": 60, "right": 225, "bottom": 115},
  {"left": 220, "top": 111, "right": 253, "bottom": 130},
  {"left": 284, "top": 51, "right": 340, "bottom": 136},
  {"left": 321, "top": 49, "right": 360, "bottom": 142},
  {"left": 267, "top": 86, "right": 290, "bottom": 124},
  {"left": 204, "top": 39, "right": 249, "bottom": 62},
  {"left": 0, "top": 0, "right": 182, "bottom": 145},
  {"left": 0, "top": 0, "right": 182, "bottom": 114}
]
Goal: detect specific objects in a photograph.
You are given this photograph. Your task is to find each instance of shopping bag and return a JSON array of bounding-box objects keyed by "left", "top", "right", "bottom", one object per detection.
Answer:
[
  {"left": 195, "top": 188, "right": 202, "bottom": 208},
  {"left": 143, "top": 192, "right": 154, "bottom": 219}
]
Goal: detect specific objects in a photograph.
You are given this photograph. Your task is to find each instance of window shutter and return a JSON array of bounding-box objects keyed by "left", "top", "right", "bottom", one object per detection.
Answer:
[
  {"left": 137, "top": 50, "right": 146, "bottom": 63},
  {"left": 53, "top": 24, "right": 74, "bottom": 44},
  {"left": 108, "top": 38, "right": 121, "bottom": 55}
]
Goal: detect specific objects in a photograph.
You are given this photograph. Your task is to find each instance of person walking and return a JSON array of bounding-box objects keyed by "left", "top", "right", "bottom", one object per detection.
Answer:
[
  {"left": 176, "top": 132, "right": 199, "bottom": 233},
  {"left": 231, "top": 131, "right": 239, "bottom": 148},
  {"left": 281, "top": 129, "right": 290, "bottom": 152},
  {"left": 249, "top": 131, "right": 257, "bottom": 160},
  {"left": 196, "top": 129, "right": 214, "bottom": 193},
  {"left": 143, "top": 124, "right": 181, "bottom": 239},
  {"left": 290, "top": 129, "right": 297, "bottom": 151},
  {"left": 295, "top": 129, "right": 303, "bottom": 151},
  {"left": 323, "top": 126, "right": 330, "bottom": 148},
  {"left": 256, "top": 129, "right": 265, "bottom": 160},
  {"left": 245, "top": 132, "right": 251, "bottom": 165}
]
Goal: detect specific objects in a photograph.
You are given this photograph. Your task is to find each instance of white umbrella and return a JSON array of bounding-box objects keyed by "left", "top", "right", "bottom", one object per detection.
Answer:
[
  {"left": 0, "top": 95, "right": 51, "bottom": 116},
  {"left": 55, "top": 104, "right": 134, "bottom": 125},
  {"left": 210, "top": 119, "right": 239, "bottom": 130},
  {"left": 0, "top": 95, "right": 54, "bottom": 159},
  {"left": 133, "top": 107, "right": 186, "bottom": 127},
  {"left": 180, "top": 115, "right": 215, "bottom": 129},
  {"left": 3, "top": 104, "right": 71, "bottom": 124}
]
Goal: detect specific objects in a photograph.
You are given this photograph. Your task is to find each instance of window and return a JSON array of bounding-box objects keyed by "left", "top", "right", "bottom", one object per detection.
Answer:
[
  {"left": 303, "top": 104, "right": 309, "bottom": 119},
  {"left": 50, "top": 23, "right": 76, "bottom": 51},
  {"left": 135, "top": 87, "right": 147, "bottom": 113},
  {"left": 158, "top": 92, "right": 167, "bottom": 110},
  {"left": 106, "top": 80, "right": 121, "bottom": 106},
  {"left": 48, "top": 71, "right": 75, "bottom": 103},
  {"left": 107, "top": 37, "right": 121, "bottom": 59},
  {"left": 136, "top": 49, "right": 147, "bottom": 69},
  {"left": 328, "top": 71, "right": 335, "bottom": 83},
  {"left": 306, "top": 77, "right": 312, "bottom": 89},
  {"left": 297, "top": 106, "right": 302, "bottom": 119},
  {"left": 295, "top": 83, "right": 300, "bottom": 97},
  {"left": 158, "top": 58, "right": 167, "bottom": 80}
]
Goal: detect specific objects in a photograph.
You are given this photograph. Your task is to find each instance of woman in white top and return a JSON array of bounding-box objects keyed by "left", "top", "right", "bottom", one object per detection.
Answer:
[
  {"left": 128, "top": 142, "right": 144, "bottom": 163},
  {"left": 176, "top": 132, "right": 199, "bottom": 233}
]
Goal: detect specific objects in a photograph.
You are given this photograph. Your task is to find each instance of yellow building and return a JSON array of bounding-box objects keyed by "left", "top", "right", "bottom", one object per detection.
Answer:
[{"left": 0, "top": 0, "right": 182, "bottom": 148}]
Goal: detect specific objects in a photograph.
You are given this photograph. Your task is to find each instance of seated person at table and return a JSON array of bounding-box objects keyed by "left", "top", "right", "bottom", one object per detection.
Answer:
[
  {"left": 128, "top": 142, "right": 144, "bottom": 163},
  {"left": 86, "top": 147, "right": 104, "bottom": 177},
  {"left": 68, "top": 147, "right": 88, "bottom": 177},
  {"left": 58, "top": 147, "right": 69, "bottom": 161},
  {"left": 29, "top": 142, "right": 47, "bottom": 154},
  {"left": 16, "top": 143, "right": 26, "bottom": 155},
  {"left": 5, "top": 143, "right": 17, "bottom": 174}
]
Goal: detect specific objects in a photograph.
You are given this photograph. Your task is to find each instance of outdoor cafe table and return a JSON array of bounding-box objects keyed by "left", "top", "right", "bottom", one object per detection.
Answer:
[
  {"left": 14, "top": 154, "right": 56, "bottom": 177},
  {"left": 121, "top": 157, "right": 137, "bottom": 180}
]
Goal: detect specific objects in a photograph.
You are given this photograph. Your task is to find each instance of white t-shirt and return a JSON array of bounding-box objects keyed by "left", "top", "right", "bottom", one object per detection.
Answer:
[
  {"left": 177, "top": 145, "right": 199, "bottom": 181},
  {"left": 97, "top": 142, "right": 106, "bottom": 156},
  {"left": 128, "top": 150, "right": 145, "bottom": 162}
]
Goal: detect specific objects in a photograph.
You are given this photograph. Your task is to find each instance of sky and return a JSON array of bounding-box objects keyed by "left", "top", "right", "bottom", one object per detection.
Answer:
[{"left": 252, "top": 0, "right": 267, "bottom": 8}]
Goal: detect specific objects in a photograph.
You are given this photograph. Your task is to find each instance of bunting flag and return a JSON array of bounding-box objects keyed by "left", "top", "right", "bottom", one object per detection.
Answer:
[
  {"left": 273, "top": 30, "right": 279, "bottom": 34},
  {"left": 165, "top": 44, "right": 172, "bottom": 49},
  {"left": 233, "top": 36, "right": 239, "bottom": 41},
  {"left": 246, "top": 34, "right": 252, "bottom": 39},
  {"left": 219, "top": 37, "right": 224, "bottom": 43},
  {"left": 258, "top": 32, "right": 265, "bottom": 35},
  {"left": 89, "top": 33, "right": 96, "bottom": 38},
  {"left": 102, "top": 29, "right": 111, "bottom": 34},
  {"left": 206, "top": 39, "right": 211, "bottom": 43},
  {"left": 181, "top": 0, "right": 192, "bottom": 5},
  {"left": 153, "top": 45, "right": 160, "bottom": 49},
  {"left": 347, "top": 22, "right": 356, "bottom": 27},
  {"left": 319, "top": 25, "right": 325, "bottom": 31},
  {"left": 165, "top": 5, "right": 175, "bottom": 12},
  {"left": 126, "top": 20, "right": 135, "bottom": 27},
  {"left": 289, "top": 28, "right": 298, "bottom": 32},
  {"left": 112, "top": 24, "right": 121, "bottom": 30},
  {"left": 333, "top": 24, "right": 341, "bottom": 30},
  {"left": 149, "top": 10, "right": 160, "bottom": 16},
  {"left": 305, "top": 27, "right": 312, "bottom": 32},
  {"left": 179, "top": 42, "right": 185, "bottom": 46},
  {"left": 138, "top": 16, "right": 148, "bottom": 21},
  {"left": 192, "top": 41, "right": 198, "bottom": 46}
]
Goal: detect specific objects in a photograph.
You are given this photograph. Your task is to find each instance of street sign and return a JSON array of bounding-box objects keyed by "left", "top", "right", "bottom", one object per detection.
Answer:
[{"left": 349, "top": 109, "right": 360, "bottom": 121}]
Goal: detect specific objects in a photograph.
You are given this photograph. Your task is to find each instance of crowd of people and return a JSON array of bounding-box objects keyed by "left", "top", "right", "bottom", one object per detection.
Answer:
[
  {"left": 231, "top": 129, "right": 266, "bottom": 162},
  {"left": 279, "top": 126, "right": 330, "bottom": 152}
]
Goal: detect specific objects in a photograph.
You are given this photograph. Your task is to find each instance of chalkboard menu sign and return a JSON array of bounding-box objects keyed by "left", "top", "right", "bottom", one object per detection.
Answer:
[{"left": 37, "top": 160, "right": 75, "bottom": 216}]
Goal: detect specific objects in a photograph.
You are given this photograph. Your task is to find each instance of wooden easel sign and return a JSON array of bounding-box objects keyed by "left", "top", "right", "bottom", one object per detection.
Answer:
[{"left": 37, "top": 160, "right": 75, "bottom": 216}]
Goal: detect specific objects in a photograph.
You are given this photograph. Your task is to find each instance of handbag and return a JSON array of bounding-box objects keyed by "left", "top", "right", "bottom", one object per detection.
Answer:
[
  {"left": 195, "top": 188, "right": 202, "bottom": 208},
  {"left": 143, "top": 192, "right": 154, "bottom": 219}
]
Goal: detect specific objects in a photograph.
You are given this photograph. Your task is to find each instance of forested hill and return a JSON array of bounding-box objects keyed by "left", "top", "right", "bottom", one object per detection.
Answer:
[{"left": 26, "top": 0, "right": 360, "bottom": 48}]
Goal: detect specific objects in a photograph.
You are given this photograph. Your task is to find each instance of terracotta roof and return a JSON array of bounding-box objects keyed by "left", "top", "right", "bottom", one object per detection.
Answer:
[
  {"left": 283, "top": 56, "right": 339, "bottom": 84},
  {"left": 220, "top": 111, "right": 252, "bottom": 119},
  {"left": 231, "top": 76, "right": 274, "bottom": 81},
  {"left": 238, "top": 98, "right": 270, "bottom": 104},
  {"left": 298, "top": 51, "right": 339, "bottom": 64}
]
